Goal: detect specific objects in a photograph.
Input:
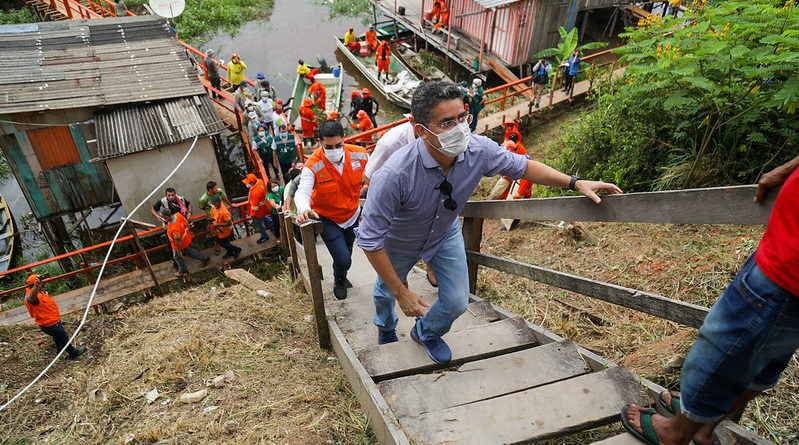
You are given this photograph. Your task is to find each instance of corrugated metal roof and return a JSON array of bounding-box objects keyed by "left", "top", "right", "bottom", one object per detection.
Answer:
[
  {"left": 0, "top": 16, "right": 205, "bottom": 114},
  {"left": 475, "top": 0, "right": 522, "bottom": 8},
  {"left": 95, "top": 94, "right": 226, "bottom": 160}
]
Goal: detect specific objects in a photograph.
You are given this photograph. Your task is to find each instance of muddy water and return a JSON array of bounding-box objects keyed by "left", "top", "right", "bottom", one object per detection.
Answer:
[{"left": 204, "top": 0, "right": 405, "bottom": 124}]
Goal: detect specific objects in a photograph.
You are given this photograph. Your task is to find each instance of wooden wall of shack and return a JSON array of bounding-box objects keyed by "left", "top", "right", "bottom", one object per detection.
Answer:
[{"left": 0, "top": 109, "right": 115, "bottom": 220}]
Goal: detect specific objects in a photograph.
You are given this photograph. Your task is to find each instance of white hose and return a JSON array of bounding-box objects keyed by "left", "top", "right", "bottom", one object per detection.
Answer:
[{"left": 0, "top": 136, "right": 200, "bottom": 412}]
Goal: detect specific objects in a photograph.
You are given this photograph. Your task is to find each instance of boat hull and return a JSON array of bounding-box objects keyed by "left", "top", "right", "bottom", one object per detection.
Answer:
[{"left": 334, "top": 37, "right": 414, "bottom": 110}]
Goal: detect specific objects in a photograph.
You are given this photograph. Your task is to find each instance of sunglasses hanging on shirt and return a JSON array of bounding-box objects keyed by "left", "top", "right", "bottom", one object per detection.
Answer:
[{"left": 436, "top": 179, "right": 457, "bottom": 211}]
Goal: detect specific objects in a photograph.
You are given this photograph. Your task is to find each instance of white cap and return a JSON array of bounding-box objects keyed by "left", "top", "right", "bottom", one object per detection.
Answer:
[{"left": 472, "top": 78, "right": 482, "bottom": 86}]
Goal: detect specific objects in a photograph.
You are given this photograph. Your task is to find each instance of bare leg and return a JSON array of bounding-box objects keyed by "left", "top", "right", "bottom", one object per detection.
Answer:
[{"left": 661, "top": 389, "right": 761, "bottom": 444}]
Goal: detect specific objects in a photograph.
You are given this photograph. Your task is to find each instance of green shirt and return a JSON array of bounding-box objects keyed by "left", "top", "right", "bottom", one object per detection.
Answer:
[
  {"left": 198, "top": 189, "right": 228, "bottom": 216},
  {"left": 273, "top": 132, "right": 297, "bottom": 164},
  {"left": 267, "top": 187, "right": 283, "bottom": 217},
  {"left": 253, "top": 134, "right": 273, "bottom": 163}
]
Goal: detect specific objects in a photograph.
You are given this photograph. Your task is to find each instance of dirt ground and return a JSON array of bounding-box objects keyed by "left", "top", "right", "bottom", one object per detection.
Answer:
[
  {"left": 472, "top": 113, "right": 798, "bottom": 444},
  {"left": 0, "top": 264, "right": 374, "bottom": 444}
]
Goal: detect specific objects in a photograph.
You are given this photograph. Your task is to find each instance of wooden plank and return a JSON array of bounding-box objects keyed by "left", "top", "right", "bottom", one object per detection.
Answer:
[
  {"left": 328, "top": 320, "right": 411, "bottom": 445},
  {"left": 399, "top": 366, "right": 649, "bottom": 444},
  {"left": 379, "top": 340, "right": 590, "bottom": 418},
  {"left": 466, "top": 251, "right": 709, "bottom": 328},
  {"left": 329, "top": 284, "right": 501, "bottom": 352},
  {"left": 485, "top": 59, "right": 530, "bottom": 97},
  {"left": 592, "top": 421, "right": 775, "bottom": 445},
  {"left": 461, "top": 217, "right": 483, "bottom": 294},
  {"left": 357, "top": 317, "right": 538, "bottom": 381},
  {"left": 223, "top": 269, "right": 269, "bottom": 291},
  {"left": 300, "top": 221, "right": 331, "bottom": 350},
  {"left": 0, "top": 234, "right": 278, "bottom": 326},
  {"left": 461, "top": 185, "right": 777, "bottom": 226}
]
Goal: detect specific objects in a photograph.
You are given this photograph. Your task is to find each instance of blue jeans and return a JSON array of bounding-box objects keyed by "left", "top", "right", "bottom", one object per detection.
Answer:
[
  {"left": 172, "top": 245, "right": 208, "bottom": 274},
  {"left": 253, "top": 216, "right": 272, "bottom": 240},
  {"left": 320, "top": 216, "right": 358, "bottom": 282},
  {"left": 374, "top": 222, "right": 469, "bottom": 341},
  {"left": 40, "top": 321, "right": 79, "bottom": 358},
  {"left": 219, "top": 235, "right": 241, "bottom": 256},
  {"left": 680, "top": 252, "right": 799, "bottom": 423}
]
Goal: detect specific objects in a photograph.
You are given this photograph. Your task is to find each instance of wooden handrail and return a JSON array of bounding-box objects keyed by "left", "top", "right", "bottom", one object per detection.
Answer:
[{"left": 461, "top": 185, "right": 776, "bottom": 225}]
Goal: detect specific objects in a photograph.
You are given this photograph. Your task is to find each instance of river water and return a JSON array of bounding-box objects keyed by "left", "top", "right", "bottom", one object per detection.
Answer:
[
  {"left": 205, "top": 0, "right": 404, "bottom": 124},
  {"left": 0, "top": 0, "right": 401, "bottom": 264}
]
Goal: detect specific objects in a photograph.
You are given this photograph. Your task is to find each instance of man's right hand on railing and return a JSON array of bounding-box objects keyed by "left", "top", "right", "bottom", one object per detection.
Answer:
[{"left": 297, "top": 209, "right": 319, "bottom": 224}]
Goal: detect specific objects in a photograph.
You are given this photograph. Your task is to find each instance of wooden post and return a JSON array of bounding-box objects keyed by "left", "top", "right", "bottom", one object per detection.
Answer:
[
  {"left": 500, "top": 86, "right": 507, "bottom": 110},
  {"left": 548, "top": 69, "right": 558, "bottom": 113},
  {"left": 462, "top": 217, "right": 484, "bottom": 294},
  {"left": 300, "top": 221, "right": 331, "bottom": 350},
  {"left": 478, "top": 10, "right": 489, "bottom": 72},
  {"left": 129, "top": 225, "right": 163, "bottom": 297},
  {"left": 285, "top": 214, "right": 300, "bottom": 278},
  {"left": 278, "top": 211, "right": 290, "bottom": 260}
]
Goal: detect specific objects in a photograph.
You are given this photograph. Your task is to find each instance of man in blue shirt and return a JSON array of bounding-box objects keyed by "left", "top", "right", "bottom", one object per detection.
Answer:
[
  {"left": 357, "top": 81, "right": 622, "bottom": 364},
  {"left": 563, "top": 49, "right": 581, "bottom": 94}
]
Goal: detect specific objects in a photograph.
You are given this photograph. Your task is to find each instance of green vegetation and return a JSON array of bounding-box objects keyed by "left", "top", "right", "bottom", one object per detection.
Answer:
[
  {"left": 535, "top": 26, "right": 608, "bottom": 66},
  {"left": 318, "top": 0, "right": 371, "bottom": 22},
  {"left": 0, "top": 7, "right": 35, "bottom": 25},
  {"left": 556, "top": 0, "right": 799, "bottom": 192},
  {"left": 123, "top": 0, "right": 274, "bottom": 44}
]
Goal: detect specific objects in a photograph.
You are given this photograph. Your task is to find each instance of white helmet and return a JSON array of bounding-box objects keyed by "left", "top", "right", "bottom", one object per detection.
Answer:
[{"left": 472, "top": 78, "right": 483, "bottom": 87}]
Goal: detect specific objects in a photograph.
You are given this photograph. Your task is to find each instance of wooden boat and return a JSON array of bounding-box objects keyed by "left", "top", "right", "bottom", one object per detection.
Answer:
[
  {"left": 334, "top": 36, "right": 420, "bottom": 110},
  {"left": 375, "top": 21, "right": 412, "bottom": 40},
  {"left": 288, "top": 64, "right": 344, "bottom": 127},
  {"left": 0, "top": 194, "right": 15, "bottom": 273}
]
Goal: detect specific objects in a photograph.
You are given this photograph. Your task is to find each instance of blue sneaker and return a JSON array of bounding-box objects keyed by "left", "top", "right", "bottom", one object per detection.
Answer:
[
  {"left": 410, "top": 319, "right": 451, "bottom": 364},
  {"left": 377, "top": 329, "right": 398, "bottom": 345}
]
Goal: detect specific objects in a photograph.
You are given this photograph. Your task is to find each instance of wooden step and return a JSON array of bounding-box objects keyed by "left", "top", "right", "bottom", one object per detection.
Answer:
[
  {"left": 356, "top": 317, "right": 538, "bottom": 381},
  {"left": 485, "top": 58, "right": 530, "bottom": 98},
  {"left": 379, "top": 340, "right": 590, "bottom": 418},
  {"left": 400, "top": 366, "right": 649, "bottom": 444},
  {"left": 328, "top": 284, "right": 501, "bottom": 352}
]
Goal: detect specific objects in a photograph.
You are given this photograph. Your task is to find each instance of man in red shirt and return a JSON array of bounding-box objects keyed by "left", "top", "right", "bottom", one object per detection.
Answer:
[
  {"left": 621, "top": 154, "right": 799, "bottom": 445},
  {"left": 25, "top": 274, "right": 86, "bottom": 360}
]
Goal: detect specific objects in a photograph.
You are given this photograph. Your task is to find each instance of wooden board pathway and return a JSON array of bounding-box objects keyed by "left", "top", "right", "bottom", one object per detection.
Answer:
[
  {"left": 0, "top": 233, "right": 277, "bottom": 326},
  {"left": 295, "top": 236, "right": 659, "bottom": 444},
  {"left": 475, "top": 67, "right": 625, "bottom": 136}
]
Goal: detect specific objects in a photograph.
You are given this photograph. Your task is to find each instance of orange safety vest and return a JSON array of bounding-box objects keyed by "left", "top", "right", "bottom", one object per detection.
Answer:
[
  {"left": 376, "top": 42, "right": 391, "bottom": 62},
  {"left": 211, "top": 204, "right": 234, "bottom": 239},
  {"left": 299, "top": 105, "right": 316, "bottom": 137},
  {"left": 247, "top": 179, "right": 269, "bottom": 219},
  {"left": 166, "top": 213, "right": 193, "bottom": 251},
  {"left": 365, "top": 29, "right": 378, "bottom": 49},
  {"left": 307, "top": 144, "right": 368, "bottom": 223},
  {"left": 25, "top": 290, "right": 61, "bottom": 327},
  {"left": 352, "top": 118, "right": 375, "bottom": 143}
]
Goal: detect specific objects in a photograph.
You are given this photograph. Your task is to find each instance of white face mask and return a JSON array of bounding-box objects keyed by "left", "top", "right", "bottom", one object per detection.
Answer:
[
  {"left": 427, "top": 122, "right": 470, "bottom": 157},
  {"left": 258, "top": 132, "right": 266, "bottom": 138},
  {"left": 324, "top": 147, "right": 344, "bottom": 163},
  {"left": 271, "top": 186, "right": 279, "bottom": 192}
]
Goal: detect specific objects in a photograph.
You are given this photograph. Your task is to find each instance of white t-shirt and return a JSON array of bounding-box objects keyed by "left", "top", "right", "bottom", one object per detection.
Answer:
[
  {"left": 295, "top": 152, "right": 370, "bottom": 229},
  {"left": 363, "top": 121, "right": 417, "bottom": 180}
]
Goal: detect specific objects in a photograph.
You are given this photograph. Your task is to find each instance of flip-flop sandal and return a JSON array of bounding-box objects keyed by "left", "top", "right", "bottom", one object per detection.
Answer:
[
  {"left": 659, "top": 391, "right": 681, "bottom": 416},
  {"left": 620, "top": 405, "right": 661, "bottom": 445}
]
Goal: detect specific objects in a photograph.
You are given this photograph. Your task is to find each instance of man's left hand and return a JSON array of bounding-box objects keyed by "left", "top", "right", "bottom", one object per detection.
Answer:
[{"left": 575, "top": 180, "right": 623, "bottom": 204}]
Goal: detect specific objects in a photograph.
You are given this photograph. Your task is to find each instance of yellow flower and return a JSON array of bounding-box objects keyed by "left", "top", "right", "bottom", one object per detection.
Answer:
[
  {"left": 673, "top": 54, "right": 677, "bottom": 60},
  {"left": 665, "top": 43, "right": 671, "bottom": 51}
]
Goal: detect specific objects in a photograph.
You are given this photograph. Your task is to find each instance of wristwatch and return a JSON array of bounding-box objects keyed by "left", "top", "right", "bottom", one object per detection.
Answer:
[{"left": 569, "top": 175, "right": 582, "bottom": 191}]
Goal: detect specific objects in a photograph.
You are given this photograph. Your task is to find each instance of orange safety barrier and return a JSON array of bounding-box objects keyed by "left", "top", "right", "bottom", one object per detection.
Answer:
[{"left": 0, "top": 202, "right": 253, "bottom": 299}]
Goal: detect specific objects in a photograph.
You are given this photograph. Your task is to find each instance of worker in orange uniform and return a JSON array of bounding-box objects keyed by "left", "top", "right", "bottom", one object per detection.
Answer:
[
  {"left": 242, "top": 173, "right": 272, "bottom": 244},
  {"left": 299, "top": 98, "right": 318, "bottom": 148},
  {"left": 486, "top": 140, "right": 531, "bottom": 201},
  {"left": 160, "top": 207, "right": 210, "bottom": 277},
  {"left": 375, "top": 40, "right": 392, "bottom": 82},
  {"left": 24, "top": 274, "right": 86, "bottom": 360},
  {"left": 365, "top": 24, "right": 378, "bottom": 52},
  {"left": 209, "top": 195, "right": 242, "bottom": 259},
  {"left": 295, "top": 120, "right": 369, "bottom": 300},
  {"left": 439, "top": 1, "right": 450, "bottom": 28},
  {"left": 430, "top": 1, "right": 441, "bottom": 23},
  {"left": 351, "top": 109, "right": 375, "bottom": 144},
  {"left": 502, "top": 121, "right": 532, "bottom": 199},
  {"left": 308, "top": 80, "right": 327, "bottom": 111}
]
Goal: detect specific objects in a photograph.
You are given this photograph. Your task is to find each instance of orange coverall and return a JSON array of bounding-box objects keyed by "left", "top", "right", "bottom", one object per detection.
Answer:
[
  {"left": 375, "top": 41, "right": 391, "bottom": 73},
  {"left": 351, "top": 110, "right": 374, "bottom": 143},
  {"left": 308, "top": 81, "right": 327, "bottom": 111},
  {"left": 299, "top": 98, "right": 317, "bottom": 138},
  {"left": 365, "top": 29, "right": 378, "bottom": 51}
]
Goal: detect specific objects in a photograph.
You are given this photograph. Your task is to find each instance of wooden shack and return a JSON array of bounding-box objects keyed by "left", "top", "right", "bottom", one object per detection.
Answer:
[
  {"left": 0, "top": 15, "right": 224, "bottom": 251},
  {"left": 373, "top": 0, "right": 622, "bottom": 71}
]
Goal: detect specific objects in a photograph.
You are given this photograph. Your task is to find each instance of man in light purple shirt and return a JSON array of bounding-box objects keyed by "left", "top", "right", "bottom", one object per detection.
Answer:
[{"left": 357, "top": 81, "right": 622, "bottom": 364}]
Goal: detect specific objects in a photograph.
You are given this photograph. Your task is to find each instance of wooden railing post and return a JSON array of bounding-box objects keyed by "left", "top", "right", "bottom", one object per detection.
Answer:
[
  {"left": 500, "top": 87, "right": 507, "bottom": 111},
  {"left": 462, "top": 217, "right": 484, "bottom": 295},
  {"left": 300, "top": 221, "right": 331, "bottom": 350},
  {"left": 285, "top": 214, "right": 300, "bottom": 279},
  {"left": 589, "top": 59, "right": 597, "bottom": 90},
  {"left": 128, "top": 225, "right": 163, "bottom": 297}
]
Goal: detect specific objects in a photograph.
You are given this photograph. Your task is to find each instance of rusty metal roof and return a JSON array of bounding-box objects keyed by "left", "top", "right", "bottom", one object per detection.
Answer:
[
  {"left": 0, "top": 16, "right": 205, "bottom": 114},
  {"left": 474, "top": 0, "right": 522, "bottom": 8},
  {"left": 94, "top": 94, "right": 226, "bottom": 160}
]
